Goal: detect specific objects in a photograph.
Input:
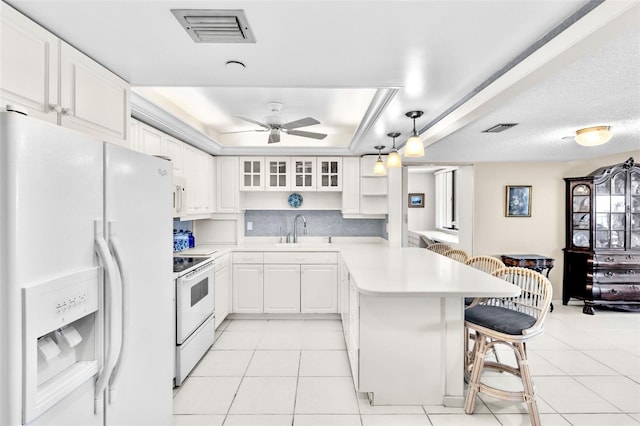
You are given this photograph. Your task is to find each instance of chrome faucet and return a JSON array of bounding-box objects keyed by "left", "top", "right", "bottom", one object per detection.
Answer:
[{"left": 293, "top": 214, "right": 307, "bottom": 243}]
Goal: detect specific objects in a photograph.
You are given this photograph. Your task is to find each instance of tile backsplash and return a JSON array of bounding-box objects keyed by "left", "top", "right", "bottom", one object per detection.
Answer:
[{"left": 244, "top": 210, "right": 387, "bottom": 239}]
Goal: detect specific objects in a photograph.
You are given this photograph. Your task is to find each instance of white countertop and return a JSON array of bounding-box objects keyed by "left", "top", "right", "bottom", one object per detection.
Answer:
[{"left": 175, "top": 240, "right": 518, "bottom": 298}]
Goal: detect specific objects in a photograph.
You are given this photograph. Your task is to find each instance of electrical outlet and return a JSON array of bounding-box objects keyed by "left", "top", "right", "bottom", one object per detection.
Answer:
[{"left": 247, "top": 221, "right": 253, "bottom": 231}]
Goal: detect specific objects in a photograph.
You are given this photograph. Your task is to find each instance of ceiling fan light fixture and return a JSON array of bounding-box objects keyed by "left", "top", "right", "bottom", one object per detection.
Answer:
[
  {"left": 404, "top": 111, "right": 425, "bottom": 158},
  {"left": 575, "top": 126, "right": 612, "bottom": 147},
  {"left": 386, "top": 131, "right": 402, "bottom": 168},
  {"left": 373, "top": 145, "right": 387, "bottom": 176}
]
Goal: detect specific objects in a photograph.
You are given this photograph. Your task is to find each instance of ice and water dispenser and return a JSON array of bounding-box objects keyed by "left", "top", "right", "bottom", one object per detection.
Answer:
[{"left": 22, "top": 267, "right": 100, "bottom": 423}]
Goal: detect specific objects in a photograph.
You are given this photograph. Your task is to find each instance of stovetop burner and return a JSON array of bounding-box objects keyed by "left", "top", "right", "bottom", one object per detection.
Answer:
[{"left": 173, "top": 256, "right": 209, "bottom": 273}]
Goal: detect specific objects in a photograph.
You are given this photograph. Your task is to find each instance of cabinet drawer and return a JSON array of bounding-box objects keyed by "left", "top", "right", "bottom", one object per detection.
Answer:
[
  {"left": 232, "top": 252, "right": 264, "bottom": 264},
  {"left": 593, "top": 253, "right": 639, "bottom": 266},
  {"left": 264, "top": 251, "right": 338, "bottom": 264},
  {"left": 592, "top": 269, "right": 640, "bottom": 283},
  {"left": 592, "top": 283, "right": 640, "bottom": 301}
]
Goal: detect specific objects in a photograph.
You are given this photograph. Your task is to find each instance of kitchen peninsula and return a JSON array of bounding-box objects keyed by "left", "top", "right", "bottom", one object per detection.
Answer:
[{"left": 183, "top": 240, "right": 519, "bottom": 407}]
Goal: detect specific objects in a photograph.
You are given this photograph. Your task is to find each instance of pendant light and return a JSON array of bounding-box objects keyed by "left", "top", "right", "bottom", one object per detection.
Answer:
[
  {"left": 386, "top": 132, "right": 402, "bottom": 168},
  {"left": 373, "top": 145, "right": 386, "bottom": 176},
  {"left": 575, "top": 126, "right": 612, "bottom": 147},
  {"left": 404, "top": 110, "right": 424, "bottom": 157}
]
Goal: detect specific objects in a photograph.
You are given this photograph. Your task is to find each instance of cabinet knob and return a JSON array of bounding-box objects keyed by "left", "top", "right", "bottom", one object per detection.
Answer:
[
  {"left": 628, "top": 270, "right": 635, "bottom": 275},
  {"left": 610, "top": 288, "right": 619, "bottom": 295},
  {"left": 49, "top": 104, "right": 62, "bottom": 113},
  {"left": 605, "top": 271, "right": 614, "bottom": 278},
  {"left": 61, "top": 107, "right": 73, "bottom": 116},
  {"left": 605, "top": 257, "right": 615, "bottom": 262}
]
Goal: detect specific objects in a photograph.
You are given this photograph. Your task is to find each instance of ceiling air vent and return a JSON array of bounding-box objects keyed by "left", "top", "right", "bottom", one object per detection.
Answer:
[
  {"left": 482, "top": 123, "right": 518, "bottom": 133},
  {"left": 171, "top": 9, "right": 256, "bottom": 43}
]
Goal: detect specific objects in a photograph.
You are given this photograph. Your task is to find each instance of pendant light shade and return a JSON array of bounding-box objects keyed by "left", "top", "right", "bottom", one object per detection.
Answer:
[
  {"left": 404, "top": 111, "right": 424, "bottom": 157},
  {"left": 373, "top": 145, "right": 387, "bottom": 176},
  {"left": 386, "top": 132, "right": 402, "bottom": 168},
  {"left": 575, "top": 126, "right": 612, "bottom": 147}
]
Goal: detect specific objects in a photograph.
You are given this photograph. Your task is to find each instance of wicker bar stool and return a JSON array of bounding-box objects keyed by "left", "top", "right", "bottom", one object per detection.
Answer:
[
  {"left": 426, "top": 243, "right": 451, "bottom": 255},
  {"left": 464, "top": 267, "right": 553, "bottom": 426},
  {"left": 443, "top": 249, "right": 469, "bottom": 263}
]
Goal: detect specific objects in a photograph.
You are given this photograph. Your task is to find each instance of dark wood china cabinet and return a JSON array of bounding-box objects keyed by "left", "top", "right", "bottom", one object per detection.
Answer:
[{"left": 563, "top": 157, "right": 640, "bottom": 314}]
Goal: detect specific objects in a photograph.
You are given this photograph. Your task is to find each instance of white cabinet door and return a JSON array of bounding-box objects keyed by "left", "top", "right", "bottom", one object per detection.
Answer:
[
  {"left": 232, "top": 264, "right": 264, "bottom": 313},
  {"left": 264, "top": 264, "right": 300, "bottom": 313},
  {"left": 183, "top": 144, "right": 200, "bottom": 214},
  {"left": 59, "top": 42, "right": 130, "bottom": 145},
  {"left": 317, "top": 157, "right": 342, "bottom": 191},
  {"left": 217, "top": 157, "right": 240, "bottom": 212},
  {"left": 214, "top": 253, "right": 231, "bottom": 329},
  {"left": 0, "top": 2, "right": 59, "bottom": 124},
  {"left": 138, "top": 122, "right": 165, "bottom": 156},
  {"left": 165, "top": 135, "right": 184, "bottom": 177},
  {"left": 265, "top": 157, "right": 290, "bottom": 191},
  {"left": 239, "top": 157, "right": 264, "bottom": 191},
  {"left": 301, "top": 264, "right": 338, "bottom": 313},
  {"left": 291, "top": 157, "right": 316, "bottom": 191},
  {"left": 341, "top": 157, "right": 360, "bottom": 214}
]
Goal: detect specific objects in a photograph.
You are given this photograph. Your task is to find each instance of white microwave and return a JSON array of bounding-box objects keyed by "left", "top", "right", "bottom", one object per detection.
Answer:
[{"left": 173, "top": 176, "right": 186, "bottom": 217}]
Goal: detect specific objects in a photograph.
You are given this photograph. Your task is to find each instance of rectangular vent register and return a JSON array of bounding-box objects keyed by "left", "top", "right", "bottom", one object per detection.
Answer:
[{"left": 172, "top": 9, "right": 256, "bottom": 43}]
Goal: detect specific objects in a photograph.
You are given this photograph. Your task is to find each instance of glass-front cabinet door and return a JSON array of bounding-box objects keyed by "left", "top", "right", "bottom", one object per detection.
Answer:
[
  {"left": 292, "top": 157, "right": 316, "bottom": 190},
  {"left": 631, "top": 169, "right": 640, "bottom": 249},
  {"left": 317, "top": 157, "right": 342, "bottom": 191},
  {"left": 570, "top": 182, "right": 592, "bottom": 249},
  {"left": 266, "top": 157, "right": 290, "bottom": 191},
  {"left": 240, "top": 157, "right": 264, "bottom": 191}
]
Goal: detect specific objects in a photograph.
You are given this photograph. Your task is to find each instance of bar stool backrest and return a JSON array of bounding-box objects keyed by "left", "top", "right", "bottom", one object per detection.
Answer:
[
  {"left": 426, "top": 243, "right": 452, "bottom": 255},
  {"left": 465, "top": 256, "right": 505, "bottom": 274},
  {"left": 444, "top": 249, "right": 470, "bottom": 263}
]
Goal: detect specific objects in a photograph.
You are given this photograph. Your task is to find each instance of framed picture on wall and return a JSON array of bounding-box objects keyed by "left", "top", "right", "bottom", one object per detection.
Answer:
[
  {"left": 505, "top": 185, "right": 532, "bottom": 217},
  {"left": 408, "top": 193, "right": 425, "bottom": 208}
]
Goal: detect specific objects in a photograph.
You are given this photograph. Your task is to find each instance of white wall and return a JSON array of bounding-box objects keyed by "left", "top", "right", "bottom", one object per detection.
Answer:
[
  {"left": 472, "top": 150, "right": 637, "bottom": 303},
  {"left": 407, "top": 170, "right": 435, "bottom": 230}
]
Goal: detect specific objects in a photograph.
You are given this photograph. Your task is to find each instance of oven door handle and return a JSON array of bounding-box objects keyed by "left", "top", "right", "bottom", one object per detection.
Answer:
[
  {"left": 93, "top": 226, "right": 123, "bottom": 414},
  {"left": 106, "top": 222, "right": 127, "bottom": 404}
]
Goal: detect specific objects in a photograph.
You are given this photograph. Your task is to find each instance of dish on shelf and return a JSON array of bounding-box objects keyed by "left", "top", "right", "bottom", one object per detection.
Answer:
[{"left": 288, "top": 193, "right": 303, "bottom": 208}]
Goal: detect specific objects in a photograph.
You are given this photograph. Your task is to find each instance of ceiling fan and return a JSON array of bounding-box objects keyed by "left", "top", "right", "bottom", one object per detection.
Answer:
[{"left": 224, "top": 102, "right": 327, "bottom": 144}]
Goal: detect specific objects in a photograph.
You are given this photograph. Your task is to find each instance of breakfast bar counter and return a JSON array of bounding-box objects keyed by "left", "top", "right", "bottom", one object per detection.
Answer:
[{"left": 338, "top": 245, "right": 519, "bottom": 407}]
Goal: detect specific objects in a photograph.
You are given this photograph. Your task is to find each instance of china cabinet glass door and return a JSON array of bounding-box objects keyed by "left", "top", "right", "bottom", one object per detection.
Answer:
[
  {"left": 595, "top": 171, "right": 627, "bottom": 249},
  {"left": 571, "top": 183, "right": 591, "bottom": 248},
  {"left": 631, "top": 170, "right": 640, "bottom": 249}
]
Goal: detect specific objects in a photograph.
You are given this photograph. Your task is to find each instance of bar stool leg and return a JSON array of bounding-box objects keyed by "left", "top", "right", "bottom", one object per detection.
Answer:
[
  {"left": 464, "top": 331, "right": 488, "bottom": 414},
  {"left": 514, "top": 342, "right": 541, "bottom": 426}
]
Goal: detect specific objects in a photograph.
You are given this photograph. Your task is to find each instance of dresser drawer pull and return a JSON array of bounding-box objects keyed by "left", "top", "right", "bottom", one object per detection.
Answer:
[
  {"left": 605, "top": 271, "right": 614, "bottom": 278},
  {"left": 605, "top": 257, "right": 615, "bottom": 262},
  {"left": 610, "top": 288, "right": 619, "bottom": 295},
  {"left": 627, "top": 255, "right": 636, "bottom": 261},
  {"left": 632, "top": 285, "right": 639, "bottom": 290},
  {"left": 628, "top": 270, "right": 636, "bottom": 275}
]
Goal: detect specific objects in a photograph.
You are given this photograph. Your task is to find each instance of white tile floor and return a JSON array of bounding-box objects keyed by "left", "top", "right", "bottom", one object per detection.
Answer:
[{"left": 173, "top": 303, "right": 640, "bottom": 426}]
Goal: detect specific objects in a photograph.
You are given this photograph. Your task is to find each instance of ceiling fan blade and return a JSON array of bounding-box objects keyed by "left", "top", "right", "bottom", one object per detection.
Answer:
[
  {"left": 281, "top": 117, "right": 320, "bottom": 130},
  {"left": 233, "top": 116, "right": 270, "bottom": 129},
  {"left": 220, "top": 129, "right": 268, "bottom": 134},
  {"left": 268, "top": 132, "right": 281, "bottom": 144},
  {"left": 284, "top": 129, "right": 327, "bottom": 140}
]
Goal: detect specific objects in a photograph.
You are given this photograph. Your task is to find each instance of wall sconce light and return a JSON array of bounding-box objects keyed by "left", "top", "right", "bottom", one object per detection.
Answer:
[
  {"left": 386, "top": 132, "right": 402, "bottom": 168},
  {"left": 404, "top": 110, "right": 424, "bottom": 157},
  {"left": 373, "top": 145, "right": 387, "bottom": 176},
  {"left": 575, "top": 126, "right": 612, "bottom": 147}
]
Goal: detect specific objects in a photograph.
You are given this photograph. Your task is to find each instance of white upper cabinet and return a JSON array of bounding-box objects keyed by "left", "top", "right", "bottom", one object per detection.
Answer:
[
  {"left": 265, "top": 157, "right": 290, "bottom": 191},
  {"left": 164, "top": 135, "right": 184, "bottom": 177},
  {"left": 341, "top": 157, "right": 360, "bottom": 215},
  {"left": 217, "top": 156, "right": 240, "bottom": 213},
  {"left": 129, "top": 119, "right": 184, "bottom": 176},
  {"left": 0, "top": 2, "right": 58, "bottom": 124},
  {"left": 58, "top": 42, "right": 130, "bottom": 144},
  {"left": 240, "top": 157, "right": 265, "bottom": 191},
  {"left": 0, "top": 3, "right": 130, "bottom": 145},
  {"left": 317, "top": 157, "right": 342, "bottom": 191},
  {"left": 291, "top": 157, "right": 316, "bottom": 191},
  {"left": 137, "top": 122, "right": 164, "bottom": 156}
]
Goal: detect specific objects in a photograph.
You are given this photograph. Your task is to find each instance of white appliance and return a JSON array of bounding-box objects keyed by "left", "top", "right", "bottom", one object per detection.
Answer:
[
  {"left": 0, "top": 111, "right": 174, "bottom": 425},
  {"left": 173, "top": 257, "right": 215, "bottom": 386},
  {"left": 172, "top": 175, "right": 186, "bottom": 218}
]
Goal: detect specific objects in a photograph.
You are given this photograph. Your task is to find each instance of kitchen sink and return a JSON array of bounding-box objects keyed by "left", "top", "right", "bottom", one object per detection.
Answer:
[{"left": 273, "top": 242, "right": 333, "bottom": 248}]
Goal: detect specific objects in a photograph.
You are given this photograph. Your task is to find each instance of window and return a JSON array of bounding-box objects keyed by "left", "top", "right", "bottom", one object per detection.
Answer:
[{"left": 435, "top": 169, "right": 458, "bottom": 230}]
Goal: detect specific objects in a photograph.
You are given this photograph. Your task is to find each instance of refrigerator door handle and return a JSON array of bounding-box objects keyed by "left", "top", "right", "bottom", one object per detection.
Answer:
[
  {"left": 107, "top": 223, "right": 127, "bottom": 403},
  {"left": 93, "top": 231, "right": 123, "bottom": 414}
]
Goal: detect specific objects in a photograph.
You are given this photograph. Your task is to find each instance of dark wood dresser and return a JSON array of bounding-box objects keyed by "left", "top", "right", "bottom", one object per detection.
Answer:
[{"left": 563, "top": 157, "right": 640, "bottom": 314}]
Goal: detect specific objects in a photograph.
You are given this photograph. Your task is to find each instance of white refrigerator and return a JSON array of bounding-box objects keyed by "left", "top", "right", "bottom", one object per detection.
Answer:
[{"left": 0, "top": 111, "right": 174, "bottom": 425}]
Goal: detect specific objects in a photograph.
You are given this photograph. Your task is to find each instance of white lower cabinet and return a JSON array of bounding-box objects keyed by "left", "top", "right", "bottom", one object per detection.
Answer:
[
  {"left": 232, "top": 262, "right": 264, "bottom": 314},
  {"left": 232, "top": 251, "right": 338, "bottom": 314},
  {"left": 214, "top": 252, "right": 231, "bottom": 329},
  {"left": 264, "top": 264, "right": 300, "bottom": 313},
  {"left": 301, "top": 264, "right": 338, "bottom": 313},
  {"left": 339, "top": 256, "right": 360, "bottom": 390}
]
